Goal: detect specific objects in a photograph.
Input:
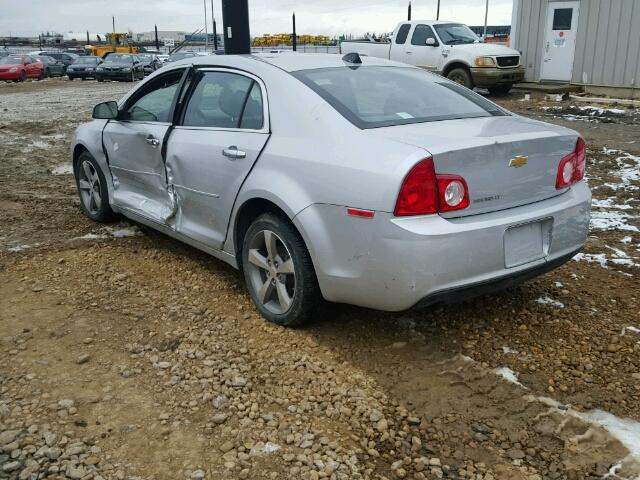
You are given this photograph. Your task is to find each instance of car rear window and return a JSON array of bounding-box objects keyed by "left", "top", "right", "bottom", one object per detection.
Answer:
[{"left": 292, "top": 66, "right": 507, "bottom": 129}]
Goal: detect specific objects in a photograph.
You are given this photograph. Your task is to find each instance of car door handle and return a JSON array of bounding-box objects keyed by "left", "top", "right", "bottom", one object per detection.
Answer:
[
  {"left": 145, "top": 135, "right": 160, "bottom": 147},
  {"left": 222, "top": 146, "right": 246, "bottom": 160}
]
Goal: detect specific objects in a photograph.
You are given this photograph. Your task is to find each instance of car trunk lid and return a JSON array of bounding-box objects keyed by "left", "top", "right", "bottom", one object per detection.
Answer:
[{"left": 370, "top": 115, "right": 579, "bottom": 217}]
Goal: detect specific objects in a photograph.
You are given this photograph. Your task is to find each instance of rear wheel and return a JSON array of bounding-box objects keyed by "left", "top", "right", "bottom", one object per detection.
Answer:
[
  {"left": 37, "top": 70, "right": 44, "bottom": 80},
  {"left": 68, "top": 76, "right": 74, "bottom": 81},
  {"left": 488, "top": 84, "right": 513, "bottom": 96},
  {"left": 97, "top": 77, "right": 104, "bottom": 82},
  {"left": 74, "top": 151, "right": 117, "bottom": 223},
  {"left": 242, "top": 213, "right": 321, "bottom": 327},
  {"left": 447, "top": 67, "right": 473, "bottom": 89},
  {"left": 18, "top": 70, "right": 27, "bottom": 82},
  {"left": 44, "top": 67, "right": 50, "bottom": 78}
]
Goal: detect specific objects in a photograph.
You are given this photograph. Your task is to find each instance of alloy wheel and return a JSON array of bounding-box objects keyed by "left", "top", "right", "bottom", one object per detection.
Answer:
[
  {"left": 77, "top": 160, "right": 102, "bottom": 215},
  {"left": 246, "top": 230, "right": 296, "bottom": 315}
]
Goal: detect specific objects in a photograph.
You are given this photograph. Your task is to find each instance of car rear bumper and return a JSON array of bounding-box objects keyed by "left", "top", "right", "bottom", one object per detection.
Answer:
[
  {"left": 294, "top": 181, "right": 591, "bottom": 311},
  {"left": 470, "top": 66, "right": 525, "bottom": 87}
]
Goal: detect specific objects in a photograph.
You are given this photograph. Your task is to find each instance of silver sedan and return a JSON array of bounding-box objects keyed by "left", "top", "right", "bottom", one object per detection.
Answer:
[{"left": 71, "top": 53, "right": 591, "bottom": 326}]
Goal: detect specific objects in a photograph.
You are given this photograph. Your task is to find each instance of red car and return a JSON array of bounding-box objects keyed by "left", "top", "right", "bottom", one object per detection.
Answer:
[{"left": 0, "top": 55, "right": 44, "bottom": 82}]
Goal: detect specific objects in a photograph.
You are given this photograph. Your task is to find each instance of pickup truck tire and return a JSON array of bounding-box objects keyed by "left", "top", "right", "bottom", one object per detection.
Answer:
[
  {"left": 446, "top": 68, "right": 473, "bottom": 89},
  {"left": 488, "top": 85, "right": 512, "bottom": 96}
]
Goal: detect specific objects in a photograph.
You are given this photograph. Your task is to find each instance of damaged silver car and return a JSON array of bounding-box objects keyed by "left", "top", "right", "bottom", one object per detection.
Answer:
[{"left": 72, "top": 54, "right": 591, "bottom": 326}]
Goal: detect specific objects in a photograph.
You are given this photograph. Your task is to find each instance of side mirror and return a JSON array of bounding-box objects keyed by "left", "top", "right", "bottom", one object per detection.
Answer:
[
  {"left": 93, "top": 101, "right": 119, "bottom": 120},
  {"left": 426, "top": 38, "right": 438, "bottom": 47}
]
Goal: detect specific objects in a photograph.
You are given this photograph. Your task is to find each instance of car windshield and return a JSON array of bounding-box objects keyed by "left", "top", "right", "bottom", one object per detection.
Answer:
[
  {"left": 105, "top": 55, "right": 133, "bottom": 63},
  {"left": 35, "top": 56, "right": 52, "bottom": 63},
  {"left": 433, "top": 23, "right": 479, "bottom": 45},
  {"left": 0, "top": 57, "right": 22, "bottom": 65},
  {"left": 293, "top": 66, "right": 506, "bottom": 129},
  {"left": 75, "top": 57, "right": 99, "bottom": 64}
]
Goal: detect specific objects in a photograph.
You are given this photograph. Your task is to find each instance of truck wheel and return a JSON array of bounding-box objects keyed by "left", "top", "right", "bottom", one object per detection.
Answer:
[
  {"left": 447, "top": 68, "right": 473, "bottom": 89},
  {"left": 488, "top": 85, "right": 512, "bottom": 96}
]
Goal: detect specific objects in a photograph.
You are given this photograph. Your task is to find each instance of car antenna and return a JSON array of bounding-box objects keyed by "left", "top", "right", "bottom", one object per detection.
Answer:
[{"left": 342, "top": 52, "right": 362, "bottom": 64}]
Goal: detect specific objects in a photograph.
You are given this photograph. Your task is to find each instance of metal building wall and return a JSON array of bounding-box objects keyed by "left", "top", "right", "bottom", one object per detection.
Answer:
[{"left": 513, "top": 0, "right": 640, "bottom": 88}]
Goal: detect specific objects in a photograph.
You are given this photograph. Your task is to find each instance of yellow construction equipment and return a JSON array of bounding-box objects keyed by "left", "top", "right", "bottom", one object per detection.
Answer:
[
  {"left": 86, "top": 32, "right": 140, "bottom": 58},
  {"left": 252, "top": 33, "right": 331, "bottom": 47}
]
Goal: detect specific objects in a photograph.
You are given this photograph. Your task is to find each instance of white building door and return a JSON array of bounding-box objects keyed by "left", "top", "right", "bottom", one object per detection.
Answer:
[{"left": 540, "top": 1, "right": 580, "bottom": 81}]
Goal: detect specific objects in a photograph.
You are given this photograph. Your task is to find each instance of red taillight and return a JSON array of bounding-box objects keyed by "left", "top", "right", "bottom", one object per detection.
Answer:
[
  {"left": 394, "top": 158, "right": 470, "bottom": 216},
  {"left": 556, "top": 137, "right": 586, "bottom": 189}
]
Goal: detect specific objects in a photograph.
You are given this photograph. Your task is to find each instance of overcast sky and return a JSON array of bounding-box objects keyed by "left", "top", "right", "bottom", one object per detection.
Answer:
[{"left": 0, "top": 0, "right": 513, "bottom": 37}]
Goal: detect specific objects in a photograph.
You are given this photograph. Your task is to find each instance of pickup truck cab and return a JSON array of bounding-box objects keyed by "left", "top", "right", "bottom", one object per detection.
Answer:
[{"left": 340, "top": 20, "right": 525, "bottom": 94}]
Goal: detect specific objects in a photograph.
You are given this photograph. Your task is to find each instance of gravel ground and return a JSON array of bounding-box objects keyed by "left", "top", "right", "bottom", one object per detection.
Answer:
[{"left": 1, "top": 78, "right": 639, "bottom": 480}]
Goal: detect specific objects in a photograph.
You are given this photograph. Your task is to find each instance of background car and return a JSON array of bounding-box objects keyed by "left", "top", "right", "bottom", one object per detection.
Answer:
[
  {"left": 67, "top": 56, "right": 103, "bottom": 80},
  {"left": 0, "top": 55, "right": 44, "bottom": 82},
  {"left": 34, "top": 55, "right": 66, "bottom": 77},
  {"left": 73, "top": 54, "right": 591, "bottom": 327},
  {"left": 95, "top": 54, "right": 144, "bottom": 82},
  {"left": 137, "top": 53, "right": 161, "bottom": 75},
  {"left": 157, "top": 54, "right": 170, "bottom": 64},
  {"left": 165, "top": 51, "right": 197, "bottom": 63},
  {"left": 39, "top": 51, "right": 78, "bottom": 73}
]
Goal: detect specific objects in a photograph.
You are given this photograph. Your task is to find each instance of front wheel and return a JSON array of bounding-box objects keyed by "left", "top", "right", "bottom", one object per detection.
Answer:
[
  {"left": 446, "top": 67, "right": 473, "bottom": 89},
  {"left": 488, "top": 84, "right": 513, "bottom": 96},
  {"left": 242, "top": 213, "right": 321, "bottom": 327},
  {"left": 97, "top": 77, "right": 104, "bottom": 82},
  {"left": 68, "top": 76, "right": 74, "bottom": 81},
  {"left": 18, "top": 70, "right": 27, "bottom": 82},
  {"left": 74, "top": 151, "right": 117, "bottom": 223}
]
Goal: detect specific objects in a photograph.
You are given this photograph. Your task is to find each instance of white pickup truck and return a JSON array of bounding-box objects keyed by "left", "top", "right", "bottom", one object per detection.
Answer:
[{"left": 340, "top": 20, "right": 524, "bottom": 95}]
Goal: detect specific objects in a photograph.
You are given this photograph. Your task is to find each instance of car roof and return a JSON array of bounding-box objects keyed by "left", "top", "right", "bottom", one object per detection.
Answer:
[{"left": 175, "top": 53, "right": 415, "bottom": 73}]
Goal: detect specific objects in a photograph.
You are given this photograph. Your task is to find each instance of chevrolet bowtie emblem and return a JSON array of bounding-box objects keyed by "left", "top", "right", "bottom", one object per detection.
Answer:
[{"left": 509, "top": 155, "right": 529, "bottom": 168}]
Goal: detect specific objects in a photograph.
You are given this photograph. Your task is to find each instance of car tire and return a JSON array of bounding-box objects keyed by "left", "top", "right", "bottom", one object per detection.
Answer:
[
  {"left": 488, "top": 85, "right": 512, "bottom": 96},
  {"left": 18, "top": 70, "right": 27, "bottom": 82},
  {"left": 242, "top": 213, "right": 321, "bottom": 327},
  {"left": 97, "top": 77, "right": 104, "bottom": 82},
  {"left": 37, "top": 70, "right": 44, "bottom": 81},
  {"left": 68, "top": 76, "right": 74, "bottom": 81},
  {"left": 44, "top": 67, "right": 50, "bottom": 78},
  {"left": 447, "top": 67, "right": 474, "bottom": 89},
  {"left": 74, "top": 151, "right": 118, "bottom": 223}
]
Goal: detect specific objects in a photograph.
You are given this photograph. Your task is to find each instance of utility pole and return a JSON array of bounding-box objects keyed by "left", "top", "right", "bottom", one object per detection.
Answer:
[
  {"left": 483, "top": 0, "right": 489, "bottom": 41},
  {"left": 436, "top": 0, "right": 441, "bottom": 20},
  {"left": 408, "top": 1, "right": 411, "bottom": 21},
  {"left": 221, "top": 0, "right": 251, "bottom": 54},
  {"left": 112, "top": 16, "right": 115, "bottom": 32},
  {"left": 86, "top": 31, "right": 90, "bottom": 44},
  {"left": 154, "top": 24, "right": 159, "bottom": 51},
  {"left": 211, "top": 0, "right": 218, "bottom": 50},
  {"left": 292, "top": 11, "right": 297, "bottom": 51},
  {"left": 204, "top": 0, "right": 209, "bottom": 51}
]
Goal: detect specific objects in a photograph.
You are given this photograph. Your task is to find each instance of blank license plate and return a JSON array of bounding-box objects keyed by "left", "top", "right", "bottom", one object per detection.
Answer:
[{"left": 504, "top": 220, "right": 551, "bottom": 268}]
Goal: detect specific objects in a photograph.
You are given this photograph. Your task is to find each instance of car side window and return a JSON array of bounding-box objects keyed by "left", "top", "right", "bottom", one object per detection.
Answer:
[
  {"left": 182, "top": 71, "right": 262, "bottom": 129},
  {"left": 395, "top": 24, "right": 411, "bottom": 44},
  {"left": 123, "top": 70, "right": 183, "bottom": 123},
  {"left": 411, "top": 25, "right": 438, "bottom": 46},
  {"left": 239, "top": 82, "right": 264, "bottom": 129}
]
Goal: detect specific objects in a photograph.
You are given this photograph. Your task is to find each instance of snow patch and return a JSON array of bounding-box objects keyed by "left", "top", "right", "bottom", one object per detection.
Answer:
[
  {"left": 501, "top": 346, "right": 518, "bottom": 354},
  {"left": 621, "top": 326, "right": 640, "bottom": 336},
  {"left": 51, "top": 164, "right": 73, "bottom": 175},
  {"left": 250, "top": 442, "right": 281, "bottom": 456},
  {"left": 590, "top": 211, "right": 639, "bottom": 233},
  {"left": 536, "top": 296, "right": 565, "bottom": 308},
  {"left": 493, "top": 367, "right": 526, "bottom": 388}
]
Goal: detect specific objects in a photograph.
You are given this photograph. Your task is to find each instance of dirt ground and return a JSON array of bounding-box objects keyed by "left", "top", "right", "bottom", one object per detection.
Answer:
[{"left": 1, "top": 78, "right": 639, "bottom": 480}]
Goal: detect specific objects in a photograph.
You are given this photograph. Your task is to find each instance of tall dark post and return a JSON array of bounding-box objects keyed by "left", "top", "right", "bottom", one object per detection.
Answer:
[
  {"left": 86, "top": 31, "right": 90, "bottom": 44},
  {"left": 292, "top": 12, "right": 297, "bottom": 51},
  {"left": 154, "top": 24, "right": 159, "bottom": 51},
  {"left": 211, "top": 0, "right": 217, "bottom": 50},
  {"left": 408, "top": 2, "right": 412, "bottom": 21},
  {"left": 112, "top": 16, "right": 115, "bottom": 32},
  {"left": 221, "top": 0, "right": 251, "bottom": 54},
  {"left": 436, "top": 0, "right": 441, "bottom": 20}
]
